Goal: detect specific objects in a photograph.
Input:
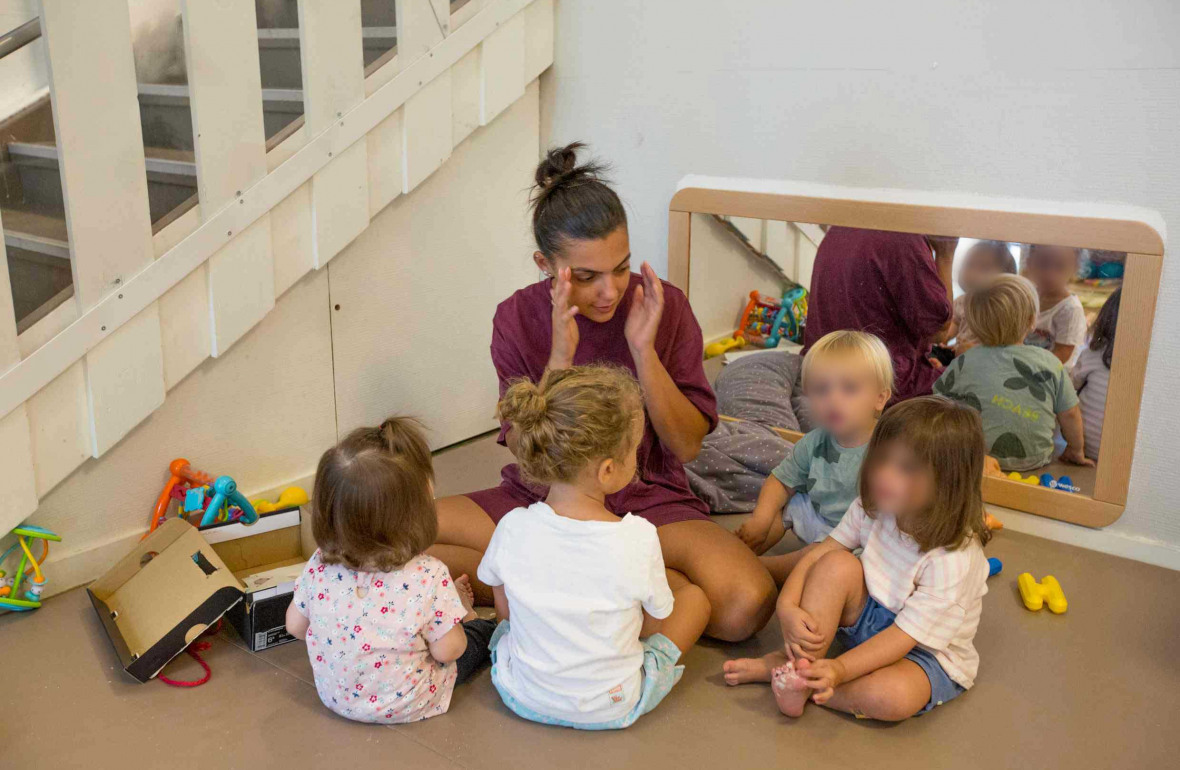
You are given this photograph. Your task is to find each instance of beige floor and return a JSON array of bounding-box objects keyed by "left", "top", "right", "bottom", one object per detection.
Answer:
[{"left": 3, "top": 434, "right": 1178, "bottom": 769}]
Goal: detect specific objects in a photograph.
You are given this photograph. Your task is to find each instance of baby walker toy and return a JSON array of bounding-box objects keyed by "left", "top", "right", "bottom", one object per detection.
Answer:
[
  {"left": 147, "top": 458, "right": 258, "bottom": 536},
  {"left": 735, "top": 288, "right": 808, "bottom": 349},
  {"left": 0, "top": 525, "right": 61, "bottom": 612}
]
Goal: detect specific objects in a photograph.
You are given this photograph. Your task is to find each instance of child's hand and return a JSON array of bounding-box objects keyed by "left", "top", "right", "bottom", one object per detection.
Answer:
[
  {"left": 800, "top": 658, "right": 846, "bottom": 705},
  {"left": 548, "top": 267, "right": 579, "bottom": 369},
  {"left": 736, "top": 514, "right": 771, "bottom": 552},
  {"left": 781, "top": 605, "right": 824, "bottom": 660},
  {"left": 1060, "top": 445, "right": 1095, "bottom": 467}
]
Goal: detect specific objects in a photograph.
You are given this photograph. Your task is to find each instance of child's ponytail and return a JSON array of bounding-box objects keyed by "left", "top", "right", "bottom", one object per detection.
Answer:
[{"left": 498, "top": 366, "right": 643, "bottom": 485}]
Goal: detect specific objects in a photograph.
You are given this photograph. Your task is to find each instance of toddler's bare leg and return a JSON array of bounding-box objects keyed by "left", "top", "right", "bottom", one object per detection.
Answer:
[
  {"left": 818, "top": 659, "right": 931, "bottom": 722},
  {"left": 652, "top": 569, "right": 711, "bottom": 655}
]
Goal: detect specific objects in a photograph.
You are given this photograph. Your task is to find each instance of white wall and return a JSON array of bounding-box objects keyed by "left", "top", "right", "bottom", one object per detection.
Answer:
[{"left": 543, "top": 0, "right": 1180, "bottom": 559}]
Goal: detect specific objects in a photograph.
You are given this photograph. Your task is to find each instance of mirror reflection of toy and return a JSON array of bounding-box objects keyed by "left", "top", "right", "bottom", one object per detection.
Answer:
[
  {"left": 1006, "top": 471, "right": 1079, "bottom": 494},
  {"left": 736, "top": 288, "right": 808, "bottom": 349},
  {"left": 146, "top": 458, "right": 259, "bottom": 536},
  {"left": 0, "top": 525, "right": 62, "bottom": 612}
]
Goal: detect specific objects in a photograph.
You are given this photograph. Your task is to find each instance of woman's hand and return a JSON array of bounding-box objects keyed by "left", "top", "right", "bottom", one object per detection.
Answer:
[
  {"left": 781, "top": 605, "right": 825, "bottom": 661},
  {"left": 624, "top": 262, "right": 665, "bottom": 355},
  {"left": 800, "top": 658, "right": 847, "bottom": 705},
  {"left": 548, "top": 266, "right": 579, "bottom": 370}
]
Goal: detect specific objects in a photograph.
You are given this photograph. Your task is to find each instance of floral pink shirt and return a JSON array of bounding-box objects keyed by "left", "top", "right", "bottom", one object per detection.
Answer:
[{"left": 293, "top": 550, "right": 467, "bottom": 723}]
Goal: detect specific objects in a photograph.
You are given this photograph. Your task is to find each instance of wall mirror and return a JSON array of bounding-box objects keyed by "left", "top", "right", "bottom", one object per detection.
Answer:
[{"left": 668, "top": 177, "right": 1163, "bottom": 527}]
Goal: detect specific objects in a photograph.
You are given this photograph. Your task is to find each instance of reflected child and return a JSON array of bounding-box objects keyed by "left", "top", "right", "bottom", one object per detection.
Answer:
[
  {"left": 933, "top": 275, "right": 1091, "bottom": 470},
  {"left": 1072, "top": 288, "right": 1121, "bottom": 462},
  {"left": 1023, "top": 244, "right": 1088, "bottom": 367},
  {"left": 946, "top": 240, "right": 1017, "bottom": 354}
]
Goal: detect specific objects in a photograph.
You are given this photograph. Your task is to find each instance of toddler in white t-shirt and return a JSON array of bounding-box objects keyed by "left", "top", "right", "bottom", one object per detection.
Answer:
[
  {"left": 478, "top": 365, "right": 710, "bottom": 729},
  {"left": 1023, "top": 244, "right": 1088, "bottom": 367}
]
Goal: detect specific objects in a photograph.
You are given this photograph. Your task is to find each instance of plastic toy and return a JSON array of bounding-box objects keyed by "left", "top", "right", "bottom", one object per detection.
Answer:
[
  {"left": 704, "top": 336, "right": 747, "bottom": 359},
  {"left": 1007, "top": 471, "right": 1042, "bottom": 486},
  {"left": 147, "top": 458, "right": 258, "bottom": 534},
  {"left": 987, "top": 557, "right": 1003, "bottom": 577},
  {"left": 735, "top": 288, "right": 808, "bottom": 349},
  {"left": 251, "top": 487, "right": 309, "bottom": 514},
  {"left": 0, "top": 525, "right": 61, "bottom": 612},
  {"left": 1039, "top": 474, "right": 1079, "bottom": 493},
  {"left": 1018, "top": 573, "right": 1067, "bottom": 614},
  {"left": 984, "top": 511, "right": 1003, "bottom": 531}
]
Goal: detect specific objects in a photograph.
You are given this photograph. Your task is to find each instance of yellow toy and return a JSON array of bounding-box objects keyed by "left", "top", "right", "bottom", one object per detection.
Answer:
[
  {"left": 1007, "top": 471, "right": 1040, "bottom": 485},
  {"left": 1018, "top": 573, "right": 1067, "bottom": 614},
  {"left": 704, "top": 336, "right": 746, "bottom": 359},
  {"left": 251, "top": 486, "right": 309, "bottom": 514}
]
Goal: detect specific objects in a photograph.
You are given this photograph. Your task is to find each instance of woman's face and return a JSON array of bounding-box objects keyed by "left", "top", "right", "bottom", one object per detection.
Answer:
[{"left": 535, "top": 226, "right": 632, "bottom": 323}]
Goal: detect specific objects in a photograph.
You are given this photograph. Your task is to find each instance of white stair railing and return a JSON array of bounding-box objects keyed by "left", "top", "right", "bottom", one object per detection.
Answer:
[{"left": 0, "top": 0, "right": 554, "bottom": 534}]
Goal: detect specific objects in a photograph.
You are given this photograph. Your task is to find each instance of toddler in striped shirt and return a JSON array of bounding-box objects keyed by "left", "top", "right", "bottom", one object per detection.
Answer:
[{"left": 724, "top": 396, "right": 991, "bottom": 721}]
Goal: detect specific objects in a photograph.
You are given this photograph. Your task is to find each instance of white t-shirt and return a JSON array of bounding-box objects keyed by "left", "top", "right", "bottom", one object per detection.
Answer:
[
  {"left": 477, "top": 502, "right": 674, "bottom": 724},
  {"left": 1071, "top": 345, "right": 1109, "bottom": 461},
  {"left": 1025, "top": 294, "right": 1087, "bottom": 368},
  {"left": 829, "top": 499, "right": 988, "bottom": 689}
]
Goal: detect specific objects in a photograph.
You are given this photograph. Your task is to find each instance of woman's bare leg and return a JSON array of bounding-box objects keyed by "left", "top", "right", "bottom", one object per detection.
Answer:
[
  {"left": 655, "top": 569, "right": 711, "bottom": 655},
  {"left": 657, "top": 520, "right": 777, "bottom": 642},
  {"left": 427, "top": 495, "right": 497, "bottom": 604},
  {"left": 761, "top": 543, "right": 816, "bottom": 588}
]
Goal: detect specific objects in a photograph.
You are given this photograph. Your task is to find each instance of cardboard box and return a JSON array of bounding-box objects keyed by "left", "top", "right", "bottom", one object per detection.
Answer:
[
  {"left": 204, "top": 505, "right": 311, "bottom": 652},
  {"left": 87, "top": 518, "right": 244, "bottom": 683}
]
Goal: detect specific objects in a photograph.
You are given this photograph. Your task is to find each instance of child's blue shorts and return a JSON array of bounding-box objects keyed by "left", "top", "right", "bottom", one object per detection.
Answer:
[
  {"left": 838, "top": 596, "right": 966, "bottom": 715},
  {"left": 488, "top": 620, "right": 684, "bottom": 730}
]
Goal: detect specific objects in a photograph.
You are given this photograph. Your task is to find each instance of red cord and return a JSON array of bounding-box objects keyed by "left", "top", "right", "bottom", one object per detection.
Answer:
[{"left": 158, "top": 619, "right": 222, "bottom": 688}]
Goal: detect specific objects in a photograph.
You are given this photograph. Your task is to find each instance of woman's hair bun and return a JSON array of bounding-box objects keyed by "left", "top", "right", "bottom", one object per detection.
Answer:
[{"left": 534, "top": 141, "right": 587, "bottom": 190}]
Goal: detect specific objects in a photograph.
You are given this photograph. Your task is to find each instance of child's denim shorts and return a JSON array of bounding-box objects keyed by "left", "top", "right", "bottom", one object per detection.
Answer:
[
  {"left": 838, "top": 596, "right": 966, "bottom": 715},
  {"left": 488, "top": 621, "right": 684, "bottom": 730}
]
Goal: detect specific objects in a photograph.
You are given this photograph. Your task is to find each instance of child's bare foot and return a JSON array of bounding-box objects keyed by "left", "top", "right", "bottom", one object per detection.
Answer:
[
  {"left": 455, "top": 575, "right": 477, "bottom": 621},
  {"left": 723, "top": 650, "right": 788, "bottom": 686},
  {"left": 771, "top": 660, "right": 812, "bottom": 718}
]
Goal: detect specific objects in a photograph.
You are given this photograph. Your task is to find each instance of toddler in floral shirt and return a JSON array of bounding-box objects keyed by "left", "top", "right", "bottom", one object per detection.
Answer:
[{"left": 286, "top": 418, "right": 495, "bottom": 723}]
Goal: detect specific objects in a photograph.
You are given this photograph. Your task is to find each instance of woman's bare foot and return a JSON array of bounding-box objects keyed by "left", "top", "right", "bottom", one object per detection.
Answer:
[
  {"left": 771, "top": 660, "right": 812, "bottom": 717},
  {"left": 455, "top": 574, "right": 477, "bottom": 621},
  {"left": 723, "top": 650, "right": 788, "bottom": 686}
]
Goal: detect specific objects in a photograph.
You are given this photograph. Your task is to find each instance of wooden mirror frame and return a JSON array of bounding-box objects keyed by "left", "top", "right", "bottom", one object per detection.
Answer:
[{"left": 668, "top": 177, "right": 1164, "bottom": 527}]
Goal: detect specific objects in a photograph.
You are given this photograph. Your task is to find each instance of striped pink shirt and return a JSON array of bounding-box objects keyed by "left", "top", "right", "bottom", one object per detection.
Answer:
[{"left": 830, "top": 499, "right": 988, "bottom": 689}]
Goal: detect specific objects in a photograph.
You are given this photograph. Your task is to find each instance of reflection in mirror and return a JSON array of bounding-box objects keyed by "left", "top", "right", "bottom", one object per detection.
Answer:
[{"left": 688, "top": 216, "right": 1126, "bottom": 504}]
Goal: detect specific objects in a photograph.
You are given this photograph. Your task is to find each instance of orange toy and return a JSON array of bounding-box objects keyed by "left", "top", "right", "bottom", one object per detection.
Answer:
[{"left": 146, "top": 458, "right": 216, "bottom": 537}]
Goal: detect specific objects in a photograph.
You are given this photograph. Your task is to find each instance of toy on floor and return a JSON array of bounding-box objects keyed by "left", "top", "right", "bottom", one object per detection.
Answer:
[
  {"left": 704, "top": 336, "right": 747, "bottom": 359},
  {"left": 1007, "top": 471, "right": 1042, "bottom": 486},
  {"left": 984, "top": 511, "right": 1003, "bottom": 531},
  {"left": 1018, "top": 573, "right": 1068, "bottom": 614},
  {"left": 251, "top": 486, "right": 309, "bottom": 514},
  {"left": 735, "top": 288, "right": 808, "bottom": 349},
  {"left": 988, "top": 557, "right": 1003, "bottom": 577},
  {"left": 0, "top": 525, "right": 61, "bottom": 612},
  {"left": 1039, "top": 474, "right": 1079, "bottom": 493},
  {"left": 147, "top": 458, "right": 258, "bottom": 534}
]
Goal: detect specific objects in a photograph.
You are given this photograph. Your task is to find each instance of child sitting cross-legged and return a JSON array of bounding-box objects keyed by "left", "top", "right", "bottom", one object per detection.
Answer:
[
  {"left": 724, "top": 396, "right": 991, "bottom": 721},
  {"left": 285, "top": 417, "right": 495, "bottom": 724},
  {"left": 478, "top": 365, "right": 711, "bottom": 730},
  {"left": 736, "top": 330, "right": 893, "bottom": 583},
  {"left": 934, "top": 274, "right": 1092, "bottom": 470}
]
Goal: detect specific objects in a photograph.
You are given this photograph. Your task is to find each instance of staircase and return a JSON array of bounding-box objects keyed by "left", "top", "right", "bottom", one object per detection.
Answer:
[{"left": 0, "top": 0, "right": 554, "bottom": 535}]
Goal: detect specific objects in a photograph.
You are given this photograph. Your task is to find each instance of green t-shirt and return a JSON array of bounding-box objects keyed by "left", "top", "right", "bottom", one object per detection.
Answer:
[
  {"left": 771, "top": 429, "right": 866, "bottom": 527},
  {"left": 933, "top": 345, "right": 1079, "bottom": 471}
]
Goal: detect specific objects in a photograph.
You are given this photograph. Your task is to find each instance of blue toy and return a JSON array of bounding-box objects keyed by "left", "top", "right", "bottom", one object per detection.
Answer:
[
  {"left": 1039, "top": 474, "right": 1079, "bottom": 494},
  {"left": 196, "top": 476, "right": 258, "bottom": 527},
  {"left": 988, "top": 557, "right": 1003, "bottom": 577}
]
